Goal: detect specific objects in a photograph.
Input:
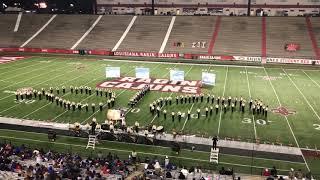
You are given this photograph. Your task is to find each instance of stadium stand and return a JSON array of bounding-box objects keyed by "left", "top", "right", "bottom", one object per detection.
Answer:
[
  {"left": 309, "top": 17, "right": 320, "bottom": 58},
  {"left": 164, "top": 16, "right": 217, "bottom": 54},
  {"left": 77, "top": 15, "right": 132, "bottom": 51},
  {"left": 0, "top": 14, "right": 319, "bottom": 59},
  {"left": 26, "top": 15, "right": 98, "bottom": 49},
  {"left": 117, "top": 16, "right": 172, "bottom": 52},
  {"left": 311, "top": 18, "right": 320, "bottom": 43},
  {"left": 0, "top": 14, "right": 18, "bottom": 47},
  {"left": 10, "top": 14, "right": 53, "bottom": 47},
  {"left": 266, "top": 17, "right": 315, "bottom": 59},
  {"left": 213, "top": 16, "right": 262, "bottom": 57}
]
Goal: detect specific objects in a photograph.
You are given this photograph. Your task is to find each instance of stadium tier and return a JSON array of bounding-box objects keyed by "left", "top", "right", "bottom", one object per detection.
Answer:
[
  {"left": 266, "top": 17, "right": 315, "bottom": 59},
  {"left": 0, "top": 14, "right": 18, "bottom": 47},
  {"left": 77, "top": 15, "right": 132, "bottom": 50},
  {"left": 213, "top": 17, "right": 262, "bottom": 57},
  {"left": 26, "top": 15, "right": 98, "bottom": 49},
  {"left": 164, "top": 16, "right": 218, "bottom": 54},
  {"left": 116, "top": 16, "right": 172, "bottom": 52},
  {"left": 0, "top": 14, "right": 319, "bottom": 59}
]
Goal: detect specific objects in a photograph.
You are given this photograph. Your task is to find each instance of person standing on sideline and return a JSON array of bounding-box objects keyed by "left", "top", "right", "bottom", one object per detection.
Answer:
[{"left": 212, "top": 136, "right": 218, "bottom": 150}]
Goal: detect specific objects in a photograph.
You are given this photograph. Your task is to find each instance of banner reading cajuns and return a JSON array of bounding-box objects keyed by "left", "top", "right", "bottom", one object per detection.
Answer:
[
  {"left": 97, "top": 77, "right": 201, "bottom": 94},
  {"left": 113, "top": 51, "right": 179, "bottom": 58}
]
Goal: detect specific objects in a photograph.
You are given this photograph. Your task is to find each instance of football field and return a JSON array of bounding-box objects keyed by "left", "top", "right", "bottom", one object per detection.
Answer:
[{"left": 1, "top": 56, "right": 320, "bottom": 149}]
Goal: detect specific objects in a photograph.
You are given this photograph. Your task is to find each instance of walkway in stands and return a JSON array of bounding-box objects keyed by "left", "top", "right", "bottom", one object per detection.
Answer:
[{"left": 309, "top": 17, "right": 320, "bottom": 59}]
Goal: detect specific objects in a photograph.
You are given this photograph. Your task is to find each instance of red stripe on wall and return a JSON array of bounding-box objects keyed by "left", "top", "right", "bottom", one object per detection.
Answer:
[
  {"left": 261, "top": 16, "right": 267, "bottom": 58},
  {"left": 306, "top": 17, "right": 320, "bottom": 59},
  {"left": 208, "top": 16, "right": 221, "bottom": 55}
]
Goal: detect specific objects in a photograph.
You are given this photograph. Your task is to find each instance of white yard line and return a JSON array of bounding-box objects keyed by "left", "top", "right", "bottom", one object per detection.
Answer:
[
  {"left": 217, "top": 66, "right": 228, "bottom": 135},
  {"left": 20, "top": 14, "right": 57, "bottom": 47},
  {"left": 245, "top": 67, "right": 257, "bottom": 139},
  {"left": 0, "top": 59, "right": 46, "bottom": 76},
  {"left": 150, "top": 65, "right": 193, "bottom": 124},
  {"left": 283, "top": 69, "right": 320, "bottom": 121},
  {"left": 1, "top": 61, "right": 59, "bottom": 81},
  {"left": 112, "top": 16, "right": 137, "bottom": 52},
  {"left": 181, "top": 65, "right": 213, "bottom": 131},
  {"left": 103, "top": 58, "right": 264, "bottom": 69},
  {"left": 71, "top": 15, "right": 103, "bottom": 50},
  {"left": 0, "top": 60, "right": 64, "bottom": 91},
  {"left": 263, "top": 67, "right": 310, "bottom": 172},
  {"left": 159, "top": 16, "right": 176, "bottom": 53},
  {"left": 302, "top": 70, "right": 320, "bottom": 88},
  {"left": 181, "top": 103, "right": 195, "bottom": 130},
  {"left": 13, "top": 12, "right": 22, "bottom": 32}
]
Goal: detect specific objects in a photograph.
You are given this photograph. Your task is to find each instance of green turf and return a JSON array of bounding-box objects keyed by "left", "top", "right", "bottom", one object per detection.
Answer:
[{"left": 1, "top": 56, "right": 320, "bottom": 174}]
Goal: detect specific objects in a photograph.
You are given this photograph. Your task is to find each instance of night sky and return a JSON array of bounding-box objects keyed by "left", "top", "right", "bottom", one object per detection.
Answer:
[{"left": 1, "top": 0, "right": 95, "bottom": 14}]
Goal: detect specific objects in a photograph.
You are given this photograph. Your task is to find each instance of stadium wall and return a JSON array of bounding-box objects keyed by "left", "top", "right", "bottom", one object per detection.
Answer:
[
  {"left": 96, "top": 0, "right": 320, "bottom": 16},
  {"left": 1, "top": 47, "right": 320, "bottom": 65}
]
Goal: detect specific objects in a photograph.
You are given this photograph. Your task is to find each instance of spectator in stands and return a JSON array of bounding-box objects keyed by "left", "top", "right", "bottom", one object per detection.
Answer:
[
  {"left": 164, "top": 156, "right": 169, "bottom": 168},
  {"left": 263, "top": 168, "right": 271, "bottom": 176},
  {"left": 219, "top": 167, "right": 226, "bottom": 175},
  {"left": 178, "top": 171, "right": 186, "bottom": 179},
  {"left": 154, "top": 161, "right": 161, "bottom": 175},
  {"left": 295, "top": 169, "right": 304, "bottom": 179},
  {"left": 131, "top": 150, "right": 137, "bottom": 163},
  {"left": 166, "top": 171, "right": 172, "bottom": 178},
  {"left": 288, "top": 168, "right": 295, "bottom": 179},
  {"left": 181, "top": 167, "right": 188, "bottom": 177},
  {"left": 270, "top": 166, "right": 278, "bottom": 177},
  {"left": 306, "top": 171, "right": 312, "bottom": 180}
]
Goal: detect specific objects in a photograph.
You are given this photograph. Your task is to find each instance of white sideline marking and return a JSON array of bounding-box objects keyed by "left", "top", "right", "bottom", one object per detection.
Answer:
[
  {"left": 263, "top": 68, "right": 310, "bottom": 172},
  {"left": 217, "top": 66, "right": 228, "bottom": 135},
  {"left": 0, "top": 59, "right": 44, "bottom": 76},
  {"left": 0, "top": 134, "right": 298, "bottom": 171},
  {"left": 102, "top": 58, "right": 264, "bottom": 69},
  {"left": 71, "top": 15, "right": 103, "bottom": 50},
  {"left": 159, "top": 16, "right": 176, "bottom": 53},
  {"left": 0, "top": 60, "right": 62, "bottom": 91},
  {"left": 302, "top": 70, "right": 320, "bottom": 89},
  {"left": 20, "top": 15, "right": 57, "bottom": 47},
  {"left": 245, "top": 67, "right": 257, "bottom": 139},
  {"left": 14, "top": 12, "right": 22, "bottom": 32},
  {"left": 283, "top": 69, "right": 320, "bottom": 121},
  {"left": 112, "top": 16, "right": 137, "bottom": 51}
]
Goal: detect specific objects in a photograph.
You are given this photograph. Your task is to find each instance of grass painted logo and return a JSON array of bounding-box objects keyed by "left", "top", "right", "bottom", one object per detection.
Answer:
[
  {"left": 271, "top": 106, "right": 296, "bottom": 116},
  {"left": 97, "top": 77, "right": 201, "bottom": 94}
]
